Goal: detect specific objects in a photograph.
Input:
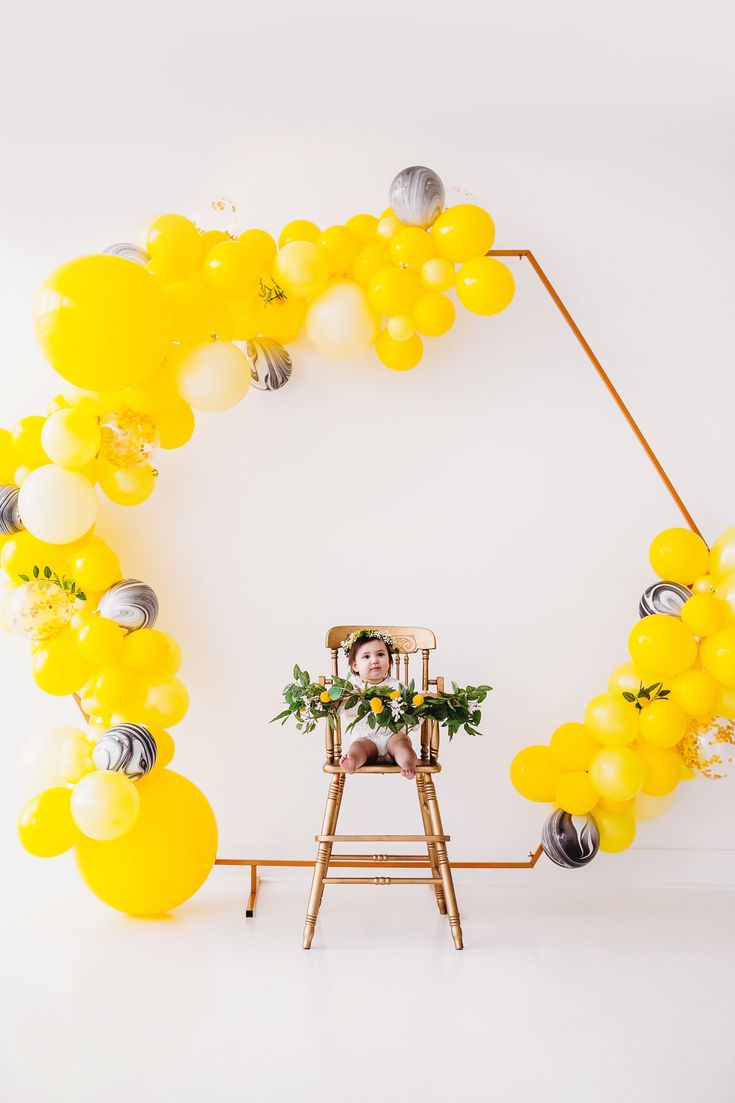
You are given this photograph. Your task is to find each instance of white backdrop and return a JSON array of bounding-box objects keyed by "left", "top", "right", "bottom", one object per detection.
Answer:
[{"left": 2, "top": 0, "right": 734, "bottom": 902}]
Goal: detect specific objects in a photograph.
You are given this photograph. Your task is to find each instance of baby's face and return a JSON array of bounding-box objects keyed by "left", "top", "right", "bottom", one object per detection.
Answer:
[{"left": 351, "top": 640, "right": 391, "bottom": 684}]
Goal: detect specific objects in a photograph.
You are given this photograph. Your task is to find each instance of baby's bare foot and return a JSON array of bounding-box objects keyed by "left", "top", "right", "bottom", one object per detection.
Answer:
[
  {"left": 340, "top": 753, "right": 357, "bottom": 775},
  {"left": 400, "top": 761, "right": 417, "bottom": 780},
  {"left": 396, "top": 750, "right": 417, "bottom": 780}
]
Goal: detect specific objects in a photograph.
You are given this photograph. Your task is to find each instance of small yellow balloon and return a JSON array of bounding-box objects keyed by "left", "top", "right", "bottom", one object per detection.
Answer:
[
  {"left": 591, "top": 806, "right": 636, "bottom": 853},
  {"left": 376, "top": 215, "right": 402, "bottom": 241},
  {"left": 278, "top": 220, "right": 320, "bottom": 247},
  {"left": 669, "top": 667, "right": 720, "bottom": 716},
  {"left": 75, "top": 769, "right": 217, "bottom": 915},
  {"left": 18, "top": 787, "right": 79, "bottom": 857},
  {"left": 154, "top": 402, "right": 195, "bottom": 450},
  {"left": 273, "top": 241, "right": 330, "bottom": 299},
  {"left": 32, "top": 628, "right": 97, "bottom": 695},
  {"left": 708, "top": 526, "right": 735, "bottom": 581},
  {"left": 98, "top": 461, "right": 156, "bottom": 506},
  {"left": 70, "top": 538, "right": 122, "bottom": 593},
  {"left": 237, "top": 228, "right": 277, "bottom": 269},
  {"left": 163, "top": 280, "right": 216, "bottom": 346},
  {"left": 203, "top": 241, "right": 260, "bottom": 298},
  {"left": 389, "top": 226, "right": 436, "bottom": 270},
  {"left": 714, "top": 573, "right": 735, "bottom": 620},
  {"left": 456, "top": 257, "right": 515, "bottom": 315},
  {"left": 510, "top": 745, "right": 562, "bottom": 802},
  {"left": 419, "top": 257, "right": 456, "bottom": 292},
  {"left": 596, "top": 796, "right": 634, "bottom": 814},
  {"left": 368, "top": 267, "right": 421, "bottom": 315},
  {"left": 649, "top": 527, "right": 710, "bottom": 585},
  {"left": 637, "top": 698, "right": 688, "bottom": 747},
  {"left": 41, "top": 408, "right": 101, "bottom": 469},
  {"left": 550, "top": 721, "right": 600, "bottom": 770},
  {"left": 141, "top": 677, "right": 190, "bottom": 727},
  {"left": 35, "top": 254, "right": 173, "bottom": 391},
  {"left": 0, "top": 427, "right": 19, "bottom": 481},
  {"left": 146, "top": 214, "right": 203, "bottom": 279},
  {"left": 352, "top": 243, "right": 392, "bottom": 288},
  {"left": 693, "top": 574, "right": 715, "bottom": 594},
  {"left": 412, "top": 291, "right": 455, "bottom": 337},
  {"left": 12, "top": 416, "right": 49, "bottom": 468},
  {"left": 317, "top": 226, "right": 361, "bottom": 275},
  {"left": 71, "top": 770, "right": 141, "bottom": 841},
  {"left": 584, "top": 692, "right": 639, "bottom": 745},
  {"left": 431, "top": 204, "right": 496, "bottom": 263},
  {"left": 93, "top": 664, "right": 146, "bottom": 710},
  {"left": 150, "top": 728, "right": 175, "bottom": 769},
  {"left": 628, "top": 615, "right": 698, "bottom": 677},
  {"left": 633, "top": 790, "right": 675, "bottom": 822},
  {"left": 555, "top": 771, "right": 598, "bottom": 815},
  {"left": 386, "top": 316, "right": 415, "bottom": 342},
  {"left": 75, "top": 617, "right": 125, "bottom": 666},
  {"left": 375, "top": 330, "right": 423, "bottom": 372},
  {"left": 632, "top": 740, "right": 681, "bottom": 796},
  {"left": 157, "top": 632, "right": 182, "bottom": 677},
  {"left": 589, "top": 745, "right": 646, "bottom": 801},
  {"left": 715, "top": 685, "right": 735, "bottom": 718},
  {"left": 680, "top": 593, "right": 729, "bottom": 637},
  {"left": 122, "top": 628, "right": 171, "bottom": 676},
  {"left": 699, "top": 626, "right": 735, "bottom": 687},
  {"left": 345, "top": 214, "right": 379, "bottom": 244}
]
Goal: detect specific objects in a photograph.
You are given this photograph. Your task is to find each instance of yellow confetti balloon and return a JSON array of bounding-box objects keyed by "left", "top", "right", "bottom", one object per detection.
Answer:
[
  {"left": 456, "top": 257, "right": 515, "bottom": 315},
  {"left": 678, "top": 715, "right": 735, "bottom": 778},
  {"left": 99, "top": 406, "right": 158, "bottom": 469},
  {"left": 649, "top": 527, "right": 709, "bottom": 585},
  {"left": 35, "top": 254, "right": 173, "bottom": 391},
  {"left": 7, "top": 579, "right": 75, "bottom": 641}
]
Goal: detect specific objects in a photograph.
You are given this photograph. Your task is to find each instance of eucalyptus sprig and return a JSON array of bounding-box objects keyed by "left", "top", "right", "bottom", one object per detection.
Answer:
[
  {"left": 272, "top": 665, "right": 492, "bottom": 741},
  {"left": 17, "top": 564, "right": 87, "bottom": 602},
  {"left": 622, "top": 680, "right": 670, "bottom": 711}
]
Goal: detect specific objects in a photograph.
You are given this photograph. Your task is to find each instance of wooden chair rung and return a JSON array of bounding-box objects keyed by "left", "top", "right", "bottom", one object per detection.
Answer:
[
  {"left": 329, "top": 853, "right": 429, "bottom": 862},
  {"left": 316, "top": 834, "right": 449, "bottom": 843},
  {"left": 322, "top": 877, "right": 442, "bottom": 885}
]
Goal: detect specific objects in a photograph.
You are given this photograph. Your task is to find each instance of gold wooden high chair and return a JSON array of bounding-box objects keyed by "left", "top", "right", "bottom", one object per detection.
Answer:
[{"left": 302, "top": 625, "right": 463, "bottom": 950}]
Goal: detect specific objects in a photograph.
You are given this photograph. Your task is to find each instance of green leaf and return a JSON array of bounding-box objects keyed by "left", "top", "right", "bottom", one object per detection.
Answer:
[
  {"left": 328, "top": 685, "right": 342, "bottom": 700},
  {"left": 43, "top": 565, "right": 52, "bottom": 579},
  {"left": 622, "top": 692, "right": 636, "bottom": 702},
  {"left": 294, "top": 665, "right": 302, "bottom": 680},
  {"left": 18, "top": 573, "right": 29, "bottom": 582},
  {"left": 77, "top": 591, "right": 87, "bottom": 602},
  {"left": 32, "top": 565, "right": 40, "bottom": 579}
]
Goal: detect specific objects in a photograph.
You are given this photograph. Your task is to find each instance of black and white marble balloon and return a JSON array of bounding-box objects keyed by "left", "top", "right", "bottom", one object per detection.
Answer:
[
  {"left": 92, "top": 723, "right": 158, "bottom": 781},
  {"left": 245, "top": 338, "right": 292, "bottom": 392},
  {"left": 542, "top": 809, "right": 600, "bottom": 869},
  {"left": 103, "top": 243, "right": 150, "bottom": 265},
  {"left": 639, "top": 581, "right": 692, "bottom": 618},
  {"left": 389, "top": 166, "right": 445, "bottom": 228},
  {"left": 0, "top": 485, "right": 23, "bottom": 535},
  {"left": 97, "top": 579, "right": 159, "bottom": 632}
]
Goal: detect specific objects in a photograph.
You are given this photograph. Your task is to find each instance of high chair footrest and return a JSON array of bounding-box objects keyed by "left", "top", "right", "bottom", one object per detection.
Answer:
[
  {"left": 316, "top": 833, "right": 449, "bottom": 843},
  {"left": 323, "top": 762, "right": 441, "bottom": 774},
  {"left": 322, "top": 877, "right": 442, "bottom": 886}
]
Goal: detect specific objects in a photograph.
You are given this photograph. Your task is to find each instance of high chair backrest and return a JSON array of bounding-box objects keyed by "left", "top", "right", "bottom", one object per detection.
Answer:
[{"left": 322, "top": 626, "right": 442, "bottom": 764}]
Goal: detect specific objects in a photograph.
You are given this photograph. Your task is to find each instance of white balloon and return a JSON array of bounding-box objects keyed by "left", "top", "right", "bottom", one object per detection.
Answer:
[
  {"left": 176, "top": 341, "right": 251, "bottom": 412},
  {"left": 18, "top": 465, "right": 97, "bottom": 543},
  {"left": 305, "top": 280, "right": 377, "bottom": 360},
  {"left": 17, "top": 725, "right": 87, "bottom": 796}
]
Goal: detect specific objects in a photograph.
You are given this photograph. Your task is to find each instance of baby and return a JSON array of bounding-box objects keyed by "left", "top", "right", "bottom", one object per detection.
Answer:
[{"left": 338, "top": 630, "right": 418, "bottom": 780}]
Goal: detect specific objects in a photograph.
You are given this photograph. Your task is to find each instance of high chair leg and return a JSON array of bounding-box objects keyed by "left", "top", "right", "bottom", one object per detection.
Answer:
[
  {"left": 416, "top": 774, "right": 447, "bottom": 914},
  {"left": 303, "top": 773, "right": 345, "bottom": 949},
  {"left": 421, "top": 776, "right": 463, "bottom": 949}
]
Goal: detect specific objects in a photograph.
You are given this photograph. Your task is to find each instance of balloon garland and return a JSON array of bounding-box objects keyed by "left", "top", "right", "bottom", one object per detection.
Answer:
[
  {"left": 512, "top": 526, "right": 735, "bottom": 867},
  {"left": 3, "top": 166, "right": 514, "bottom": 914}
]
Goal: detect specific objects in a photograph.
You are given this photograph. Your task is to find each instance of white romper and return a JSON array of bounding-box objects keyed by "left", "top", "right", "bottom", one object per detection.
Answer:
[{"left": 341, "top": 674, "right": 415, "bottom": 758}]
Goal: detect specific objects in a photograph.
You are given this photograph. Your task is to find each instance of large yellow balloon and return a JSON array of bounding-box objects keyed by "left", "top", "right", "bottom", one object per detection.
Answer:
[
  {"left": 273, "top": 241, "right": 329, "bottom": 298},
  {"left": 637, "top": 698, "right": 687, "bottom": 747},
  {"left": 628, "top": 615, "right": 698, "bottom": 677},
  {"left": 510, "top": 745, "right": 562, "bottom": 802},
  {"left": 71, "top": 771, "right": 141, "bottom": 840},
  {"left": 649, "top": 527, "right": 709, "bottom": 585},
  {"left": 18, "top": 465, "right": 97, "bottom": 544},
  {"left": 75, "top": 769, "right": 217, "bottom": 915},
  {"left": 584, "top": 692, "right": 638, "bottom": 745},
  {"left": 456, "top": 257, "right": 515, "bottom": 315},
  {"left": 555, "top": 771, "right": 598, "bottom": 815},
  {"left": 431, "top": 204, "right": 495, "bottom": 263},
  {"left": 32, "top": 628, "right": 97, "bottom": 695},
  {"left": 18, "top": 787, "right": 79, "bottom": 856},
  {"left": 708, "top": 526, "right": 735, "bottom": 581},
  {"left": 163, "top": 280, "right": 216, "bottom": 347},
  {"left": 305, "top": 280, "right": 377, "bottom": 359},
  {"left": 632, "top": 740, "right": 681, "bottom": 796},
  {"left": 550, "top": 721, "right": 600, "bottom": 770},
  {"left": 175, "top": 341, "right": 250, "bottom": 412},
  {"left": 35, "top": 255, "right": 173, "bottom": 391},
  {"left": 700, "top": 626, "right": 735, "bottom": 687},
  {"left": 589, "top": 746, "right": 645, "bottom": 801},
  {"left": 591, "top": 806, "right": 636, "bottom": 853}
]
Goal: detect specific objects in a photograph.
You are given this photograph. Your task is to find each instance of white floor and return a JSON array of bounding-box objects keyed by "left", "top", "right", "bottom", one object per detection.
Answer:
[{"left": 3, "top": 861, "right": 735, "bottom": 1103}]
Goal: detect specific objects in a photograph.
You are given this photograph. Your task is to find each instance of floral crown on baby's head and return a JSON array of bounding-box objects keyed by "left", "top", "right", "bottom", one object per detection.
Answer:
[{"left": 340, "top": 628, "right": 397, "bottom": 659}]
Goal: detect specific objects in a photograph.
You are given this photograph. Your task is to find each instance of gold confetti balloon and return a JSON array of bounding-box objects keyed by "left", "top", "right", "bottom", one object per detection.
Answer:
[
  {"left": 99, "top": 406, "right": 159, "bottom": 469},
  {"left": 678, "top": 716, "right": 735, "bottom": 779},
  {"left": 7, "top": 579, "right": 75, "bottom": 641}
]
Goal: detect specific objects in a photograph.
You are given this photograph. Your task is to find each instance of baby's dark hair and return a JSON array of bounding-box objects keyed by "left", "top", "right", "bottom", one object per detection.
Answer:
[{"left": 347, "top": 633, "right": 394, "bottom": 673}]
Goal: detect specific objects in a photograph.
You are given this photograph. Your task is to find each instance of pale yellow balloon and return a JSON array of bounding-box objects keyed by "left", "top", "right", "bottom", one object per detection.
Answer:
[
  {"left": 386, "top": 315, "right": 415, "bottom": 342},
  {"left": 709, "top": 526, "right": 735, "bottom": 581},
  {"left": 273, "top": 241, "right": 330, "bottom": 299},
  {"left": 376, "top": 215, "right": 402, "bottom": 241},
  {"left": 419, "top": 257, "right": 456, "bottom": 292},
  {"left": 633, "top": 790, "right": 675, "bottom": 822},
  {"left": 305, "top": 280, "right": 377, "bottom": 359},
  {"left": 714, "top": 573, "right": 735, "bottom": 619},
  {"left": 18, "top": 725, "right": 89, "bottom": 794},
  {"left": 41, "top": 408, "right": 101, "bottom": 468},
  {"left": 591, "top": 806, "right": 636, "bottom": 853},
  {"left": 71, "top": 770, "right": 140, "bottom": 840},
  {"left": 175, "top": 341, "right": 251, "bottom": 412},
  {"left": 18, "top": 465, "right": 97, "bottom": 544}
]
